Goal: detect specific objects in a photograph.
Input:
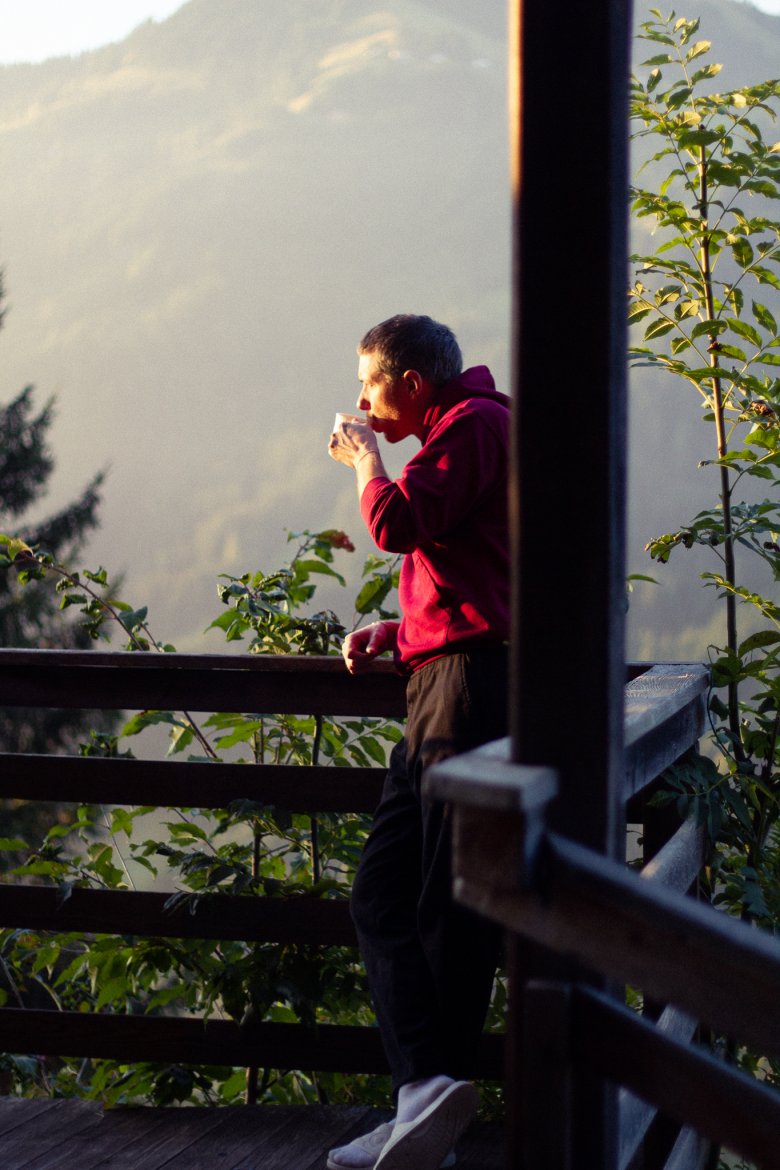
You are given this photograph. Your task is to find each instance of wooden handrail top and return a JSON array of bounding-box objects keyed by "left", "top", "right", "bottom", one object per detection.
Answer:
[
  {"left": 0, "top": 649, "right": 399, "bottom": 673},
  {"left": 623, "top": 663, "right": 708, "bottom": 748},
  {"left": 421, "top": 740, "right": 557, "bottom": 813},
  {"left": 427, "top": 662, "right": 709, "bottom": 811},
  {"left": 0, "top": 649, "right": 407, "bottom": 717}
]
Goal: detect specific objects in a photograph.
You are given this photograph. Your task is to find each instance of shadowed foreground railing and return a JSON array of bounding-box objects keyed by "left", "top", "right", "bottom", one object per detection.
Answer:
[
  {"left": 428, "top": 663, "right": 780, "bottom": 1170},
  {"left": 0, "top": 651, "right": 726, "bottom": 1168}
]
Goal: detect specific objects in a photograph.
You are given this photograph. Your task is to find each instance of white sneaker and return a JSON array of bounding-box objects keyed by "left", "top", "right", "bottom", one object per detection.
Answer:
[
  {"left": 373, "top": 1081, "right": 477, "bottom": 1170},
  {"left": 327, "top": 1120, "right": 456, "bottom": 1169}
]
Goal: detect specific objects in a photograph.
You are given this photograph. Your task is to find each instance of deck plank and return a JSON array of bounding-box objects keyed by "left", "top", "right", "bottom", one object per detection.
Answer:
[
  {"left": 154, "top": 1105, "right": 383, "bottom": 1170},
  {"left": 0, "top": 1098, "right": 104, "bottom": 1167},
  {"left": 22, "top": 1105, "right": 229, "bottom": 1170},
  {"left": 0, "top": 1100, "right": 505, "bottom": 1169},
  {"left": 0, "top": 1098, "right": 71, "bottom": 1136}
]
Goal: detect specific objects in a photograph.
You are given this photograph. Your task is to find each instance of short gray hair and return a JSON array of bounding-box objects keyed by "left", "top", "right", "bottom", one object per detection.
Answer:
[{"left": 358, "top": 315, "right": 463, "bottom": 388}]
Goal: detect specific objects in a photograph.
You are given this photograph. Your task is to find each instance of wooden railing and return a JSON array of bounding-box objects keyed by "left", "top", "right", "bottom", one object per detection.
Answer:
[
  {"left": 427, "top": 663, "right": 780, "bottom": 1170},
  {"left": 2, "top": 650, "right": 756, "bottom": 1168},
  {"left": 0, "top": 649, "right": 502, "bottom": 1081}
]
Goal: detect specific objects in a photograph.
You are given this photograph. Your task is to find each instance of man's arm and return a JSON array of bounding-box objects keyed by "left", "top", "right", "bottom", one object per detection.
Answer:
[{"left": 361, "top": 405, "right": 509, "bottom": 553}]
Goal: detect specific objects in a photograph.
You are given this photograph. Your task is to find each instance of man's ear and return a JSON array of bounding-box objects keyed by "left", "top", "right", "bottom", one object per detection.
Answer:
[{"left": 402, "top": 369, "right": 426, "bottom": 399}]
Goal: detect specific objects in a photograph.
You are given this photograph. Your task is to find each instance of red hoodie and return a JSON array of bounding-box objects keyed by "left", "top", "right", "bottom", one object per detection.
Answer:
[{"left": 360, "top": 366, "right": 510, "bottom": 673}]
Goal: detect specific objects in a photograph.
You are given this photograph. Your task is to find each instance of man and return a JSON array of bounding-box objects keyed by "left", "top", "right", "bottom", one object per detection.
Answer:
[{"left": 327, "top": 315, "right": 510, "bottom": 1170}]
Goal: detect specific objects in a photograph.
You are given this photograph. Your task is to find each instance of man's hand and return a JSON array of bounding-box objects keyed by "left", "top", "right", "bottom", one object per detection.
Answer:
[
  {"left": 342, "top": 620, "right": 399, "bottom": 674},
  {"left": 328, "top": 419, "right": 378, "bottom": 469}
]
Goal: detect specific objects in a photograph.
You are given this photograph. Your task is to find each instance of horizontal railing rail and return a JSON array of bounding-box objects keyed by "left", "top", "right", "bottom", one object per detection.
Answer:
[
  {"left": 0, "top": 754, "right": 385, "bottom": 812},
  {"left": 0, "top": 1008, "right": 506, "bottom": 1079},
  {"left": 0, "top": 885, "right": 357, "bottom": 945}
]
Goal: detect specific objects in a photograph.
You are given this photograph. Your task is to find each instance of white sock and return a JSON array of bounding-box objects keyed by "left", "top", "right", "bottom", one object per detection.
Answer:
[
  {"left": 328, "top": 1121, "right": 395, "bottom": 1168},
  {"left": 395, "top": 1075, "right": 455, "bottom": 1125},
  {"left": 327, "top": 1142, "right": 378, "bottom": 1169}
]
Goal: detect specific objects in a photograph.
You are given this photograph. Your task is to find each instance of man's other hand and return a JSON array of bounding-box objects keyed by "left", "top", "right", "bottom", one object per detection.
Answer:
[{"left": 342, "top": 621, "right": 399, "bottom": 674}]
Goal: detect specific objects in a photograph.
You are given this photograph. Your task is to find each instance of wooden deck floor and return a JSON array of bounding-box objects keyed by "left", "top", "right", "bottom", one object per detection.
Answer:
[{"left": 0, "top": 1098, "right": 505, "bottom": 1169}]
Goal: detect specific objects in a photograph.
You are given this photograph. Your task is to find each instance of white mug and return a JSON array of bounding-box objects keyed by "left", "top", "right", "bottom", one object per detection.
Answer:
[{"left": 333, "top": 412, "right": 361, "bottom": 432}]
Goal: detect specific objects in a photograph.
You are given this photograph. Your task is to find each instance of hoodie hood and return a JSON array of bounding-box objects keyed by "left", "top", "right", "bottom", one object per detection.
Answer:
[{"left": 421, "top": 365, "right": 510, "bottom": 439}]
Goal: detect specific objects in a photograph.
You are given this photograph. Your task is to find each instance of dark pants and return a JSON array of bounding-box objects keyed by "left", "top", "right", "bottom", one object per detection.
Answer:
[{"left": 350, "top": 645, "right": 508, "bottom": 1095}]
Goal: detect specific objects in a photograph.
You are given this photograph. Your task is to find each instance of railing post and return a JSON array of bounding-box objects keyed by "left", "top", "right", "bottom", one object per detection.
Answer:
[
  {"left": 507, "top": 0, "right": 632, "bottom": 1163},
  {"left": 519, "top": 982, "right": 573, "bottom": 1170}
]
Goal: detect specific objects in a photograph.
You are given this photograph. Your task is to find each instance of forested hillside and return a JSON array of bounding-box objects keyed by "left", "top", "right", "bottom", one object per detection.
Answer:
[{"left": 0, "top": 0, "right": 776, "bottom": 654}]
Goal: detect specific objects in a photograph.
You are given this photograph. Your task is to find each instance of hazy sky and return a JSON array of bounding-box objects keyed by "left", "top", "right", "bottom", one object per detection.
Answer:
[
  {"left": 0, "top": 1, "right": 187, "bottom": 64},
  {"left": 0, "top": 0, "right": 779, "bottom": 64}
]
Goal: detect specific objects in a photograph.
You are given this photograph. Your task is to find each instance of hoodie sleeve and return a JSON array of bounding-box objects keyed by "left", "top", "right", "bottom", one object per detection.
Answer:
[{"left": 360, "top": 399, "right": 508, "bottom": 553}]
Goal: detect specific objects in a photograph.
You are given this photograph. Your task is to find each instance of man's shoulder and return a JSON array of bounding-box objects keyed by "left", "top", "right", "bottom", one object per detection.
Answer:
[{"left": 439, "top": 393, "right": 510, "bottom": 434}]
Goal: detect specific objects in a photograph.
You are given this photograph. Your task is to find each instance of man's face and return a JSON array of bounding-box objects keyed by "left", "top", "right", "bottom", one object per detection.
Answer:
[{"left": 356, "top": 351, "right": 418, "bottom": 444}]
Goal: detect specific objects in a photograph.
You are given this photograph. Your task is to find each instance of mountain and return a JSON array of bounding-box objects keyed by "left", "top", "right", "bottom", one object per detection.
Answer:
[
  {"left": 0, "top": 0, "right": 777, "bottom": 655},
  {"left": 0, "top": 0, "right": 509, "bottom": 646}
]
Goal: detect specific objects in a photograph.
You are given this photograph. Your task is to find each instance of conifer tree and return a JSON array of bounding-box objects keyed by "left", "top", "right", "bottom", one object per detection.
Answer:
[{"left": 0, "top": 272, "right": 107, "bottom": 754}]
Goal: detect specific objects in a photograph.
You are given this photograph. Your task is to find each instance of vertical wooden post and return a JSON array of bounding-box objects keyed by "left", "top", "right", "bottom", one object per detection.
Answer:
[
  {"left": 506, "top": 0, "right": 633, "bottom": 1165},
  {"left": 522, "top": 982, "right": 574, "bottom": 1170}
]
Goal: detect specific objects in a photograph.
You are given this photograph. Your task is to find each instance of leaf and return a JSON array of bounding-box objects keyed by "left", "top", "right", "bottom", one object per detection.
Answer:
[
  {"left": 647, "top": 68, "right": 663, "bottom": 93},
  {"left": 752, "top": 301, "right": 778, "bottom": 335},
  {"left": 717, "top": 344, "right": 747, "bottom": 362},
  {"left": 293, "top": 559, "right": 346, "bottom": 587},
  {"left": 727, "top": 318, "right": 762, "bottom": 348},
  {"left": 354, "top": 575, "right": 393, "bottom": 615},
  {"left": 207, "top": 610, "right": 241, "bottom": 631},
  {"left": 0, "top": 535, "right": 35, "bottom": 560},
  {"left": 730, "top": 237, "right": 754, "bottom": 269},
  {"left": 691, "top": 319, "right": 726, "bottom": 340},
  {"left": 118, "top": 606, "right": 149, "bottom": 632},
  {"left": 95, "top": 977, "right": 129, "bottom": 1012},
  {"left": 685, "top": 39, "right": 711, "bottom": 62},
  {"left": 355, "top": 735, "right": 388, "bottom": 766},
  {"left": 644, "top": 319, "right": 675, "bottom": 341},
  {"left": 84, "top": 567, "right": 109, "bottom": 586},
  {"left": 738, "top": 630, "right": 780, "bottom": 656},
  {"left": 678, "top": 128, "right": 723, "bottom": 149},
  {"left": 215, "top": 720, "right": 264, "bottom": 749},
  {"left": 628, "top": 305, "right": 652, "bottom": 326},
  {"left": 167, "top": 724, "right": 196, "bottom": 756},
  {"left": 754, "top": 266, "right": 780, "bottom": 292},
  {"left": 692, "top": 63, "right": 722, "bottom": 84},
  {"left": 167, "top": 820, "right": 210, "bottom": 842},
  {"left": 121, "top": 710, "right": 186, "bottom": 738}
]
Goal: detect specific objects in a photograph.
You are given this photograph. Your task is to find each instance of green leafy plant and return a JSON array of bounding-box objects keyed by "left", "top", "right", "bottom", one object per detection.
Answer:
[
  {"left": 630, "top": 7, "right": 780, "bottom": 914},
  {"left": 0, "top": 528, "right": 405, "bottom": 1107},
  {"left": 630, "top": 12, "right": 780, "bottom": 1156}
]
